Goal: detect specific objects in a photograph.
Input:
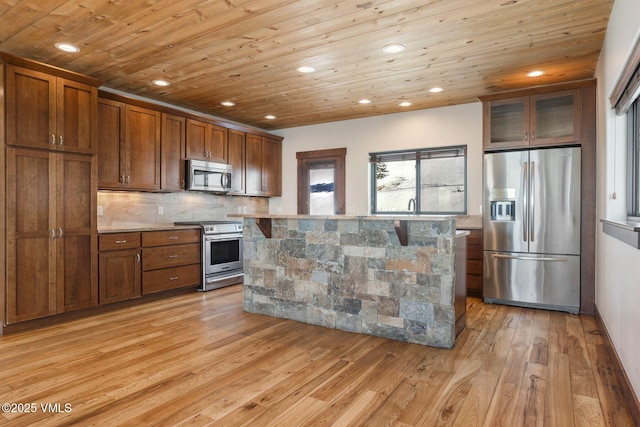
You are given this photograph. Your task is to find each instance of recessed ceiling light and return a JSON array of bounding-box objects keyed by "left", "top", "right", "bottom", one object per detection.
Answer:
[
  {"left": 382, "top": 43, "right": 405, "bottom": 54},
  {"left": 297, "top": 65, "right": 315, "bottom": 73},
  {"left": 429, "top": 87, "right": 443, "bottom": 93},
  {"left": 528, "top": 70, "right": 544, "bottom": 77},
  {"left": 55, "top": 43, "right": 80, "bottom": 53},
  {"left": 265, "top": 115, "right": 276, "bottom": 120},
  {"left": 399, "top": 101, "right": 412, "bottom": 107},
  {"left": 358, "top": 99, "right": 372, "bottom": 104},
  {"left": 152, "top": 79, "right": 170, "bottom": 87},
  {"left": 221, "top": 101, "right": 236, "bottom": 107}
]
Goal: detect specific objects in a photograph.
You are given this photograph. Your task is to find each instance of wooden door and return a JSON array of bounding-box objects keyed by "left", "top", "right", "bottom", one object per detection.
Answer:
[
  {"left": 5, "top": 65, "right": 56, "bottom": 150},
  {"left": 245, "top": 133, "right": 264, "bottom": 195},
  {"left": 126, "top": 105, "right": 161, "bottom": 190},
  {"left": 57, "top": 78, "right": 97, "bottom": 154},
  {"left": 161, "top": 113, "right": 186, "bottom": 191},
  {"left": 6, "top": 148, "right": 57, "bottom": 323},
  {"left": 262, "top": 136, "right": 282, "bottom": 196},
  {"left": 208, "top": 123, "right": 228, "bottom": 163},
  {"left": 97, "top": 98, "right": 126, "bottom": 189},
  {"left": 185, "top": 119, "right": 208, "bottom": 160},
  {"left": 99, "top": 249, "right": 141, "bottom": 304},
  {"left": 228, "top": 129, "right": 246, "bottom": 194},
  {"left": 57, "top": 153, "right": 97, "bottom": 312}
]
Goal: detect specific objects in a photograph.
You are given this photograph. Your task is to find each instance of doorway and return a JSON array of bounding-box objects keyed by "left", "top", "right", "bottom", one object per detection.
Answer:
[{"left": 296, "top": 148, "right": 346, "bottom": 215}]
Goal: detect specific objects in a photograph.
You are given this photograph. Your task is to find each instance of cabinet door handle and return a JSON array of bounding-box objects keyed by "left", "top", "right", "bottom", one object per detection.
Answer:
[
  {"left": 51, "top": 134, "right": 56, "bottom": 146},
  {"left": 126, "top": 175, "right": 130, "bottom": 184},
  {"left": 51, "top": 228, "right": 56, "bottom": 239},
  {"left": 120, "top": 175, "right": 125, "bottom": 184},
  {"left": 115, "top": 240, "right": 127, "bottom": 244},
  {"left": 168, "top": 255, "right": 179, "bottom": 258},
  {"left": 136, "top": 253, "right": 141, "bottom": 263},
  {"left": 169, "top": 277, "right": 179, "bottom": 281},
  {"left": 58, "top": 228, "right": 63, "bottom": 238},
  {"left": 59, "top": 135, "right": 64, "bottom": 146},
  {"left": 524, "top": 132, "right": 528, "bottom": 142},
  {"left": 531, "top": 131, "right": 535, "bottom": 141},
  {"left": 181, "top": 179, "right": 185, "bottom": 188}
]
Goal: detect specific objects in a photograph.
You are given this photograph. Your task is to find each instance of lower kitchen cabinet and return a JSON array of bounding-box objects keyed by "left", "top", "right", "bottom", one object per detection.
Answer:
[
  {"left": 465, "top": 229, "right": 483, "bottom": 297},
  {"left": 141, "top": 229, "right": 201, "bottom": 295},
  {"left": 6, "top": 148, "right": 97, "bottom": 323},
  {"left": 98, "top": 233, "right": 141, "bottom": 304}
]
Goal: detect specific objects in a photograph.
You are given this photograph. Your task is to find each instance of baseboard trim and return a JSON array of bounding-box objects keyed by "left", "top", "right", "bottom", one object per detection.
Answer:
[{"left": 595, "top": 305, "right": 640, "bottom": 425}]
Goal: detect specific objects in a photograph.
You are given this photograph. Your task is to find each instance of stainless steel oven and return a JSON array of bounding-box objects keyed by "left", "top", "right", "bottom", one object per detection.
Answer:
[{"left": 174, "top": 221, "right": 243, "bottom": 291}]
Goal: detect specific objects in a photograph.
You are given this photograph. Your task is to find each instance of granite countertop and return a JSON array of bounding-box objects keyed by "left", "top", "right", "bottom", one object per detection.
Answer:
[
  {"left": 97, "top": 224, "right": 201, "bottom": 234},
  {"left": 229, "top": 213, "right": 483, "bottom": 229}
]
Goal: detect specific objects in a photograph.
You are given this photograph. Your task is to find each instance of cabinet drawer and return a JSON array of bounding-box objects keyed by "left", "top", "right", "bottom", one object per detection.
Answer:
[
  {"left": 99, "top": 233, "right": 141, "bottom": 251},
  {"left": 467, "top": 244, "right": 483, "bottom": 260},
  {"left": 467, "top": 259, "right": 483, "bottom": 275},
  {"left": 466, "top": 230, "right": 483, "bottom": 245},
  {"left": 143, "top": 264, "right": 201, "bottom": 294},
  {"left": 143, "top": 243, "right": 201, "bottom": 270},
  {"left": 142, "top": 229, "right": 201, "bottom": 247}
]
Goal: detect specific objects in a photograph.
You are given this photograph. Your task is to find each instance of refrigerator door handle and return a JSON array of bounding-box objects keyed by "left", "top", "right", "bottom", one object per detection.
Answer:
[
  {"left": 522, "top": 161, "right": 528, "bottom": 241},
  {"left": 492, "top": 253, "right": 568, "bottom": 262},
  {"left": 530, "top": 161, "right": 535, "bottom": 242}
]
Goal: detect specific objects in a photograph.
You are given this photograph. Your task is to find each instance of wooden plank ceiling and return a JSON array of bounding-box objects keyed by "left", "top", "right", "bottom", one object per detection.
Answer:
[{"left": 0, "top": 0, "right": 614, "bottom": 130}]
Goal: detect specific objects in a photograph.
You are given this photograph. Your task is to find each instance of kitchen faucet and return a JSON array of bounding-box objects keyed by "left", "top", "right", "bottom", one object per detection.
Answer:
[{"left": 408, "top": 198, "right": 416, "bottom": 214}]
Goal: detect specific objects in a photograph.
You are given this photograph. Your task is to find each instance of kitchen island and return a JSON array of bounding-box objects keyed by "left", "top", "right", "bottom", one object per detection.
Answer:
[{"left": 234, "top": 214, "right": 466, "bottom": 349}]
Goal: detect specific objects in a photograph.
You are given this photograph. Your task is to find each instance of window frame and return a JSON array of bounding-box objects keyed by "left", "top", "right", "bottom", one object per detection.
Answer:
[
  {"left": 369, "top": 145, "right": 467, "bottom": 215},
  {"left": 628, "top": 99, "right": 640, "bottom": 220}
]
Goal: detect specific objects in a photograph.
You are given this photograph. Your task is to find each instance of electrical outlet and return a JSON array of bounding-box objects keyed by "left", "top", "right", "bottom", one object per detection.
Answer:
[
  {"left": 158, "top": 206, "right": 164, "bottom": 215},
  {"left": 97, "top": 205, "right": 103, "bottom": 216}
]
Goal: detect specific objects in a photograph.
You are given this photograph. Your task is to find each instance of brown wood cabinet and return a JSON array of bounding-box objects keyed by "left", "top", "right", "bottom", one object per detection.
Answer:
[
  {"left": 6, "top": 148, "right": 97, "bottom": 323},
  {"left": 481, "top": 89, "right": 581, "bottom": 150},
  {"left": 161, "top": 113, "right": 186, "bottom": 191},
  {"left": 141, "top": 229, "right": 201, "bottom": 295},
  {"left": 228, "top": 129, "right": 246, "bottom": 194},
  {"left": 5, "top": 64, "right": 98, "bottom": 155},
  {"left": 97, "top": 99, "right": 161, "bottom": 190},
  {"left": 186, "top": 119, "right": 228, "bottom": 162},
  {"left": 463, "top": 229, "right": 483, "bottom": 298},
  {"left": 98, "top": 233, "right": 141, "bottom": 304},
  {"left": 245, "top": 133, "right": 282, "bottom": 196}
]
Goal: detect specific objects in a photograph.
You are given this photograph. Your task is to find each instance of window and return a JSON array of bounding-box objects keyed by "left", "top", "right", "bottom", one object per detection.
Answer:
[
  {"left": 628, "top": 98, "right": 640, "bottom": 219},
  {"left": 370, "top": 145, "right": 467, "bottom": 215}
]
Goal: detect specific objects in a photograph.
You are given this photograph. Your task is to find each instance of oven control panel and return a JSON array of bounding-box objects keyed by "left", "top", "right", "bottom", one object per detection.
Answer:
[{"left": 203, "top": 224, "right": 243, "bottom": 234}]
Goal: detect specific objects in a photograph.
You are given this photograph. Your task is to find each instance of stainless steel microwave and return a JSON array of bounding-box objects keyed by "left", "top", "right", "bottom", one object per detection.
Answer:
[{"left": 186, "top": 159, "right": 232, "bottom": 193}]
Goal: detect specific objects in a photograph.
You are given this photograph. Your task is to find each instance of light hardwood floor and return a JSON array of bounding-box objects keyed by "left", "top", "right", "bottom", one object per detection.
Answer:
[{"left": 0, "top": 285, "right": 635, "bottom": 426}]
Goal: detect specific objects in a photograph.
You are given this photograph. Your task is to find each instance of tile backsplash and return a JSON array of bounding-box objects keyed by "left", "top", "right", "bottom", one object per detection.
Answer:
[{"left": 97, "top": 191, "right": 268, "bottom": 228}]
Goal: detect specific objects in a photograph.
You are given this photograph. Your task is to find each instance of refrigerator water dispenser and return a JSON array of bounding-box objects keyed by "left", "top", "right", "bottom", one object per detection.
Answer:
[{"left": 490, "top": 200, "right": 516, "bottom": 221}]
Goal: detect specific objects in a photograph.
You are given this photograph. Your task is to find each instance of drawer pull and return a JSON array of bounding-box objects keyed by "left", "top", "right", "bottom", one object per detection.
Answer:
[
  {"left": 169, "top": 236, "right": 178, "bottom": 240},
  {"left": 116, "top": 240, "right": 127, "bottom": 244},
  {"left": 168, "top": 255, "right": 179, "bottom": 258},
  {"left": 169, "top": 277, "right": 179, "bottom": 281}
]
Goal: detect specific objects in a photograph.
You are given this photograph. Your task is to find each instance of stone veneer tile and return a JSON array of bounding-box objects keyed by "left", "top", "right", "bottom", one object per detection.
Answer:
[{"left": 243, "top": 217, "right": 457, "bottom": 349}]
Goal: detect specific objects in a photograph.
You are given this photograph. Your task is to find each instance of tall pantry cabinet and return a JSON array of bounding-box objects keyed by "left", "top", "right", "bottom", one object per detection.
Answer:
[{"left": 0, "top": 53, "right": 102, "bottom": 329}]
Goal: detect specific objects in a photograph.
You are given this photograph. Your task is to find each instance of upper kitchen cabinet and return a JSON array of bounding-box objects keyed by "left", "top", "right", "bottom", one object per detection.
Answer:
[
  {"left": 227, "top": 129, "right": 246, "bottom": 194},
  {"left": 186, "top": 119, "right": 228, "bottom": 163},
  {"left": 4, "top": 60, "right": 100, "bottom": 155},
  {"left": 161, "top": 113, "right": 186, "bottom": 191},
  {"left": 98, "top": 98, "right": 161, "bottom": 191},
  {"left": 245, "top": 133, "right": 282, "bottom": 196},
  {"left": 481, "top": 88, "right": 581, "bottom": 150}
]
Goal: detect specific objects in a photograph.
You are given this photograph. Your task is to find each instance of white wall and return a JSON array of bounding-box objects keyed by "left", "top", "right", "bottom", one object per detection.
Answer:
[
  {"left": 595, "top": 0, "right": 640, "bottom": 400},
  {"left": 270, "top": 102, "right": 483, "bottom": 216}
]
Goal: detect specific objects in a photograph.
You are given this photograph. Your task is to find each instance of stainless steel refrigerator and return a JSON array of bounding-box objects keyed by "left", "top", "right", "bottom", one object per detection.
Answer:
[{"left": 483, "top": 147, "right": 581, "bottom": 313}]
